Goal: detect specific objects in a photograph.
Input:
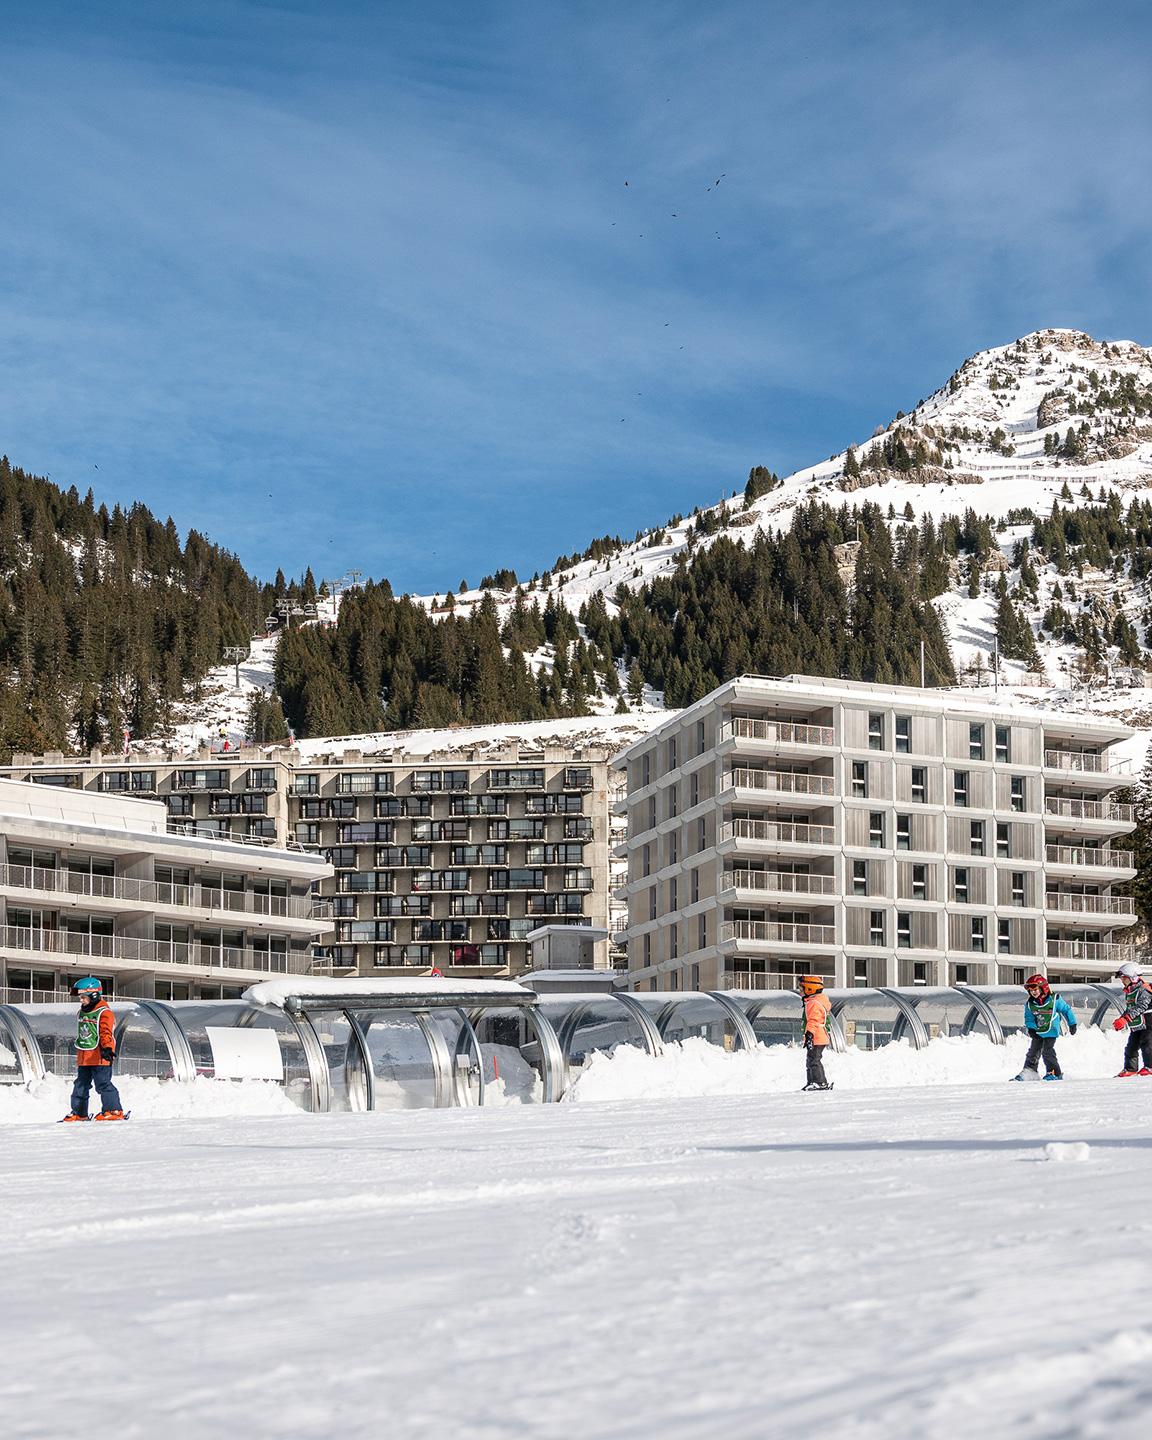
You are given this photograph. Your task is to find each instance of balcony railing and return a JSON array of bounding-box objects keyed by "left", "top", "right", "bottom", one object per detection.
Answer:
[
  {"left": 1044, "top": 845, "right": 1133, "bottom": 869},
  {"left": 725, "top": 769, "right": 835, "bottom": 796},
  {"left": 719, "top": 718, "right": 835, "bottom": 747},
  {"left": 1045, "top": 939, "right": 1137, "bottom": 965},
  {"left": 720, "top": 819, "right": 836, "bottom": 847},
  {"left": 721, "top": 971, "right": 817, "bottom": 991},
  {"left": 1044, "top": 893, "right": 1136, "bottom": 917},
  {"left": 721, "top": 920, "right": 836, "bottom": 946},
  {"left": 723, "top": 870, "right": 837, "bottom": 896},
  {"left": 0, "top": 864, "right": 326, "bottom": 921},
  {"left": 1043, "top": 797, "right": 1134, "bottom": 823},
  {"left": 0, "top": 926, "right": 310, "bottom": 975},
  {"left": 1043, "top": 750, "right": 1127, "bottom": 775}
]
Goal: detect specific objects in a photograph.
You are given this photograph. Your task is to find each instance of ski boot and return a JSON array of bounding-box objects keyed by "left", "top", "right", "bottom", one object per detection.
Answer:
[
  {"left": 1116, "top": 1070, "right": 1139, "bottom": 1078},
  {"left": 94, "top": 1109, "right": 128, "bottom": 1122},
  {"left": 1010, "top": 1070, "right": 1039, "bottom": 1081},
  {"left": 1140, "top": 1069, "right": 1152, "bottom": 1077},
  {"left": 1043, "top": 1073, "right": 1064, "bottom": 1082},
  {"left": 60, "top": 1113, "right": 90, "bottom": 1123}
]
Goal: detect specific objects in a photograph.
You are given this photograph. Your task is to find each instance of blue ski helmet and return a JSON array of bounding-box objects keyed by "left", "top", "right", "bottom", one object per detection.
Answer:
[{"left": 74, "top": 977, "right": 102, "bottom": 994}]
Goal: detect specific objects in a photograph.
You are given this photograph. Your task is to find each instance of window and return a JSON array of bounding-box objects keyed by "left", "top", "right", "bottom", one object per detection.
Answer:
[
  {"left": 852, "top": 860, "right": 868, "bottom": 896},
  {"left": 167, "top": 794, "right": 192, "bottom": 817},
  {"left": 669, "top": 927, "right": 679, "bottom": 960},
  {"left": 970, "top": 820, "right": 985, "bottom": 857},
  {"left": 525, "top": 794, "right": 581, "bottom": 815},
  {"left": 698, "top": 914, "right": 707, "bottom": 950},
  {"left": 913, "top": 962, "right": 928, "bottom": 983},
  {"left": 176, "top": 769, "right": 228, "bottom": 791},
  {"left": 1010, "top": 777, "right": 1025, "bottom": 813},
  {"left": 642, "top": 844, "right": 651, "bottom": 878},
  {"left": 998, "top": 918, "right": 1012, "bottom": 954},
  {"left": 995, "top": 726, "right": 1011, "bottom": 763},
  {"left": 971, "top": 917, "right": 986, "bottom": 953},
  {"left": 298, "top": 799, "right": 323, "bottom": 819},
  {"left": 691, "top": 869, "right": 699, "bottom": 904},
  {"left": 895, "top": 716, "right": 911, "bottom": 754},
  {"left": 667, "top": 737, "right": 677, "bottom": 771},
  {"left": 641, "top": 754, "right": 651, "bottom": 787},
  {"left": 897, "top": 912, "right": 911, "bottom": 948},
  {"left": 648, "top": 797, "right": 657, "bottom": 832},
  {"left": 996, "top": 823, "right": 1010, "bottom": 859},
  {"left": 896, "top": 814, "right": 911, "bottom": 851},
  {"left": 336, "top": 772, "right": 394, "bottom": 794},
  {"left": 564, "top": 766, "right": 593, "bottom": 790},
  {"left": 1011, "top": 872, "right": 1025, "bottom": 907},
  {"left": 954, "top": 867, "right": 969, "bottom": 903},
  {"left": 668, "top": 786, "right": 678, "bottom": 819},
  {"left": 212, "top": 793, "right": 267, "bottom": 815},
  {"left": 912, "top": 864, "right": 927, "bottom": 900},
  {"left": 451, "top": 795, "right": 506, "bottom": 816},
  {"left": 953, "top": 771, "right": 969, "bottom": 807},
  {"left": 853, "top": 957, "right": 870, "bottom": 984},
  {"left": 869, "top": 910, "right": 885, "bottom": 946},
  {"left": 690, "top": 772, "right": 699, "bottom": 808},
  {"left": 487, "top": 768, "right": 543, "bottom": 791},
  {"left": 868, "top": 713, "right": 884, "bottom": 751},
  {"left": 852, "top": 761, "right": 868, "bottom": 798},
  {"left": 911, "top": 767, "right": 927, "bottom": 803},
  {"left": 246, "top": 767, "right": 277, "bottom": 790},
  {"left": 668, "top": 877, "right": 678, "bottom": 912},
  {"left": 869, "top": 812, "right": 885, "bottom": 848},
  {"left": 697, "top": 818, "right": 707, "bottom": 852},
  {"left": 955, "top": 964, "right": 970, "bottom": 984},
  {"left": 643, "top": 934, "right": 652, "bottom": 967},
  {"left": 969, "top": 723, "right": 985, "bottom": 761},
  {"left": 292, "top": 775, "right": 319, "bottom": 796},
  {"left": 649, "top": 888, "right": 658, "bottom": 921},
  {"left": 326, "top": 798, "right": 357, "bottom": 818}
]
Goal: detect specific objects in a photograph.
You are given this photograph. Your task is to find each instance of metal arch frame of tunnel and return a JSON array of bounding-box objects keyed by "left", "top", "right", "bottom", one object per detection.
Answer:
[
  {"left": 636, "top": 991, "right": 758, "bottom": 1051},
  {"left": 827, "top": 988, "right": 930, "bottom": 1051},
  {"left": 547, "top": 992, "right": 665, "bottom": 1099},
  {"left": 0, "top": 1004, "right": 47, "bottom": 1083},
  {"left": 113, "top": 999, "right": 198, "bottom": 1084},
  {"left": 466, "top": 1002, "right": 567, "bottom": 1105}
]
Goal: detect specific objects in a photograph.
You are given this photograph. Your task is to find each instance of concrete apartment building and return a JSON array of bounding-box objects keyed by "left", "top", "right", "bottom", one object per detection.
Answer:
[
  {"left": 0, "top": 777, "right": 334, "bottom": 1005},
  {"left": 0, "top": 732, "right": 621, "bottom": 980},
  {"left": 614, "top": 675, "right": 1139, "bottom": 992}
]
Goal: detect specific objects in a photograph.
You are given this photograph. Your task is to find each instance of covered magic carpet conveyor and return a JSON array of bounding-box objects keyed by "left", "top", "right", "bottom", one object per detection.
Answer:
[{"left": 0, "top": 979, "right": 1129, "bottom": 1113}]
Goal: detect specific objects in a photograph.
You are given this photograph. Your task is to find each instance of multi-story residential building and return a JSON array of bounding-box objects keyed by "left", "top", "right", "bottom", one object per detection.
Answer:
[
  {"left": 614, "top": 676, "right": 1139, "bottom": 992},
  {"left": 0, "top": 777, "right": 334, "bottom": 1004},
  {"left": 0, "top": 727, "right": 627, "bottom": 979}
]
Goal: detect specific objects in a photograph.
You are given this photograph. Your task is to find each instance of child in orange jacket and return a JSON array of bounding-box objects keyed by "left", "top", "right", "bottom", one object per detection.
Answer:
[
  {"left": 62, "top": 978, "right": 126, "bottom": 1121},
  {"left": 799, "top": 975, "right": 833, "bottom": 1091}
]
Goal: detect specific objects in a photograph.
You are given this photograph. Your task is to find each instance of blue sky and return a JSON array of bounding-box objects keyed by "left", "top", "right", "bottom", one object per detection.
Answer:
[{"left": 1, "top": 0, "right": 1150, "bottom": 592}]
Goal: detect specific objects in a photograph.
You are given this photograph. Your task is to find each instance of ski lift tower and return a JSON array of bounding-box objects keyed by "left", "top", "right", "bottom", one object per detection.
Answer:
[{"left": 223, "top": 646, "right": 250, "bottom": 692}]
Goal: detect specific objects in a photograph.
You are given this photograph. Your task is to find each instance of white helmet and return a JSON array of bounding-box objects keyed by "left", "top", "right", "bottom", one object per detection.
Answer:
[{"left": 1115, "top": 962, "right": 1142, "bottom": 982}]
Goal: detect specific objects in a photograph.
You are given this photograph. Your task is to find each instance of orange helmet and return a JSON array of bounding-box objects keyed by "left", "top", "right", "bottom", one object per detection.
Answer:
[{"left": 798, "top": 975, "right": 824, "bottom": 995}]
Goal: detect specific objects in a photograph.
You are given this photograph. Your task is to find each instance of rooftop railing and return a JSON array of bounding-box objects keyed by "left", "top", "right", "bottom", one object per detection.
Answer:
[
  {"left": 0, "top": 926, "right": 311, "bottom": 975},
  {"left": 722, "top": 971, "right": 829, "bottom": 991},
  {"left": 1044, "top": 893, "right": 1136, "bottom": 917},
  {"left": 725, "top": 768, "right": 835, "bottom": 796},
  {"left": 166, "top": 822, "right": 309, "bottom": 852},
  {"left": 1043, "top": 797, "right": 1134, "bottom": 822},
  {"left": 0, "top": 864, "right": 326, "bottom": 921},
  {"left": 720, "top": 920, "right": 836, "bottom": 946},
  {"left": 722, "top": 870, "right": 836, "bottom": 896},
  {"left": 719, "top": 717, "right": 835, "bottom": 747},
  {"left": 1044, "top": 844, "right": 1134, "bottom": 870},
  {"left": 719, "top": 818, "right": 836, "bottom": 847}
]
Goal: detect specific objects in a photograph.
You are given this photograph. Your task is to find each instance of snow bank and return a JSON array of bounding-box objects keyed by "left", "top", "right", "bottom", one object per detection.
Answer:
[
  {"left": 0, "top": 1075, "right": 299, "bottom": 1126},
  {"left": 563, "top": 1028, "right": 1123, "bottom": 1103}
]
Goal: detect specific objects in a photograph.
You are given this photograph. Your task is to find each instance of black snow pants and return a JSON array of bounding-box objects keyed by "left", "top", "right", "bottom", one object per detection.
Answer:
[
  {"left": 1123, "top": 1025, "right": 1152, "bottom": 1072},
  {"left": 805, "top": 1042, "right": 828, "bottom": 1088},
  {"left": 1023, "top": 1034, "right": 1062, "bottom": 1077}
]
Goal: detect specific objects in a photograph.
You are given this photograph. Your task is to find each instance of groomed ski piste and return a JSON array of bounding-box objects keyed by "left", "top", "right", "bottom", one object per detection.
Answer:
[{"left": 5, "top": 1031, "right": 1152, "bottom": 1439}]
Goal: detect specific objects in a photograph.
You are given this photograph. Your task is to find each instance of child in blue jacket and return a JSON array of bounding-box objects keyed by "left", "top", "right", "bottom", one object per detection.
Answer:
[{"left": 1012, "top": 974, "right": 1076, "bottom": 1081}]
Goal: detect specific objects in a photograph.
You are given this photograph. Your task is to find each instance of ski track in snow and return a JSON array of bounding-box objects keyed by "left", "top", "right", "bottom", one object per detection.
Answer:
[{"left": 5, "top": 1037, "right": 1152, "bottom": 1438}]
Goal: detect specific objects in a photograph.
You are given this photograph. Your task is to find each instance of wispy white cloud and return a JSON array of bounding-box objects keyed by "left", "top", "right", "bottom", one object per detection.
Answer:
[{"left": 0, "top": 0, "right": 1149, "bottom": 588}]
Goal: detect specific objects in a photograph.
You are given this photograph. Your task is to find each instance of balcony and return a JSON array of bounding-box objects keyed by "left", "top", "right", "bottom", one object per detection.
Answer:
[
  {"left": 1043, "top": 797, "right": 1134, "bottom": 824},
  {"left": 719, "top": 818, "right": 836, "bottom": 849},
  {"left": 720, "top": 919, "right": 836, "bottom": 948},
  {"left": 1044, "top": 893, "right": 1137, "bottom": 919},
  {"left": 166, "top": 822, "right": 308, "bottom": 852},
  {"left": 721, "top": 870, "right": 836, "bottom": 899},
  {"left": 1043, "top": 750, "right": 1128, "bottom": 776},
  {"left": 1045, "top": 938, "right": 1137, "bottom": 966},
  {"left": 0, "top": 864, "right": 326, "bottom": 923},
  {"left": 719, "top": 717, "right": 835, "bottom": 748},
  {"left": 724, "top": 768, "right": 835, "bottom": 799},
  {"left": 0, "top": 926, "right": 310, "bottom": 977},
  {"left": 1044, "top": 844, "right": 1134, "bottom": 873}
]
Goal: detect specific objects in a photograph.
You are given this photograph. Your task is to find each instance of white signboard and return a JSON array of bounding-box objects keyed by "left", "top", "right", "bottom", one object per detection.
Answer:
[{"left": 206, "top": 1026, "right": 284, "bottom": 1081}]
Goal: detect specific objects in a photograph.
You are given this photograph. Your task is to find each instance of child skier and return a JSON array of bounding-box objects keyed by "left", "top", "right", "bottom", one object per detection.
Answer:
[
  {"left": 1111, "top": 961, "right": 1152, "bottom": 1077},
  {"left": 1012, "top": 974, "right": 1076, "bottom": 1081},
  {"left": 62, "top": 977, "right": 127, "bottom": 1122},
  {"left": 798, "top": 975, "right": 833, "bottom": 1091}
]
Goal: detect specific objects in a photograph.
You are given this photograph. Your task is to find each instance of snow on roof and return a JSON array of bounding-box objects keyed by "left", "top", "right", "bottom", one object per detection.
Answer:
[
  {"left": 245, "top": 976, "right": 534, "bottom": 1008},
  {"left": 294, "top": 712, "right": 669, "bottom": 761}
]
